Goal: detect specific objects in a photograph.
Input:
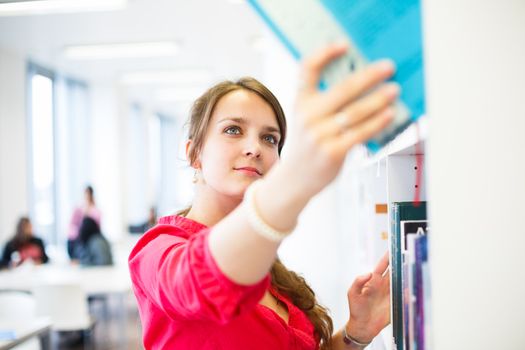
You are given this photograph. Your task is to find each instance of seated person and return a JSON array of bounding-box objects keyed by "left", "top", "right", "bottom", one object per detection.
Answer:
[
  {"left": 1, "top": 216, "right": 49, "bottom": 268},
  {"left": 74, "top": 217, "right": 113, "bottom": 266},
  {"left": 67, "top": 185, "right": 102, "bottom": 258},
  {"left": 128, "top": 206, "right": 157, "bottom": 234}
]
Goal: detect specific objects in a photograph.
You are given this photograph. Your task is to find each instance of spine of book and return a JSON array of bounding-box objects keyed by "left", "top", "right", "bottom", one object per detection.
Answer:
[
  {"left": 414, "top": 235, "right": 428, "bottom": 350},
  {"left": 391, "top": 202, "right": 403, "bottom": 350},
  {"left": 407, "top": 234, "right": 418, "bottom": 350},
  {"left": 422, "top": 258, "right": 432, "bottom": 350},
  {"left": 402, "top": 255, "right": 411, "bottom": 350}
]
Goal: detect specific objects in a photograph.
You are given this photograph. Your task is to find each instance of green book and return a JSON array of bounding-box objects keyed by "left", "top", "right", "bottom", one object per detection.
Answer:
[{"left": 391, "top": 201, "right": 427, "bottom": 350}]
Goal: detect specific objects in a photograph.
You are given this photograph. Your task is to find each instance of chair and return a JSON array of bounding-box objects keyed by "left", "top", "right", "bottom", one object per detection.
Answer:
[
  {"left": 0, "top": 291, "right": 42, "bottom": 350},
  {"left": 32, "top": 283, "right": 95, "bottom": 348}
]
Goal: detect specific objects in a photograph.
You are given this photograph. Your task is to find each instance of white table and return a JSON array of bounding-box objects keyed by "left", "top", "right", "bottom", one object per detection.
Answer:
[
  {"left": 0, "top": 318, "right": 51, "bottom": 350},
  {"left": 0, "top": 263, "right": 132, "bottom": 296},
  {"left": 0, "top": 264, "right": 133, "bottom": 349}
]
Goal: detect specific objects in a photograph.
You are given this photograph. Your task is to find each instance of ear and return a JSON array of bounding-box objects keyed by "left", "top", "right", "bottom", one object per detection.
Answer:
[{"left": 186, "top": 139, "right": 201, "bottom": 169}]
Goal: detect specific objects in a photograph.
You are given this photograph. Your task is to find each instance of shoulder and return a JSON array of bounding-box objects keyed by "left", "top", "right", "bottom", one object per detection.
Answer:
[
  {"left": 128, "top": 215, "right": 208, "bottom": 261},
  {"left": 3, "top": 239, "right": 16, "bottom": 251}
]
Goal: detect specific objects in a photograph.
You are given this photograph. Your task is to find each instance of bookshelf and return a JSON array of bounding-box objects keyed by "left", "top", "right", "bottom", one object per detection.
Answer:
[
  {"left": 342, "top": 1, "right": 525, "bottom": 348},
  {"left": 338, "top": 116, "right": 428, "bottom": 350}
]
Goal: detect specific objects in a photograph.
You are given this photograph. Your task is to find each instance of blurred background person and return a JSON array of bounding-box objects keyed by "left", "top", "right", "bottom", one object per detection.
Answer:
[
  {"left": 128, "top": 206, "right": 158, "bottom": 234},
  {"left": 67, "top": 185, "right": 102, "bottom": 259},
  {"left": 1, "top": 216, "right": 49, "bottom": 268},
  {"left": 74, "top": 217, "right": 113, "bottom": 266}
]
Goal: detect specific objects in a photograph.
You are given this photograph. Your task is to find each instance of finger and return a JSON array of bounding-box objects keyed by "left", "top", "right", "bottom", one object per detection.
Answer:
[
  {"left": 382, "top": 268, "right": 391, "bottom": 284},
  {"left": 300, "top": 42, "right": 349, "bottom": 95},
  {"left": 350, "top": 272, "right": 373, "bottom": 293},
  {"left": 318, "top": 60, "right": 396, "bottom": 114},
  {"left": 341, "top": 83, "right": 399, "bottom": 129},
  {"left": 335, "top": 107, "right": 394, "bottom": 151},
  {"left": 378, "top": 267, "right": 391, "bottom": 286},
  {"left": 308, "top": 82, "right": 398, "bottom": 141},
  {"left": 373, "top": 252, "right": 390, "bottom": 275}
]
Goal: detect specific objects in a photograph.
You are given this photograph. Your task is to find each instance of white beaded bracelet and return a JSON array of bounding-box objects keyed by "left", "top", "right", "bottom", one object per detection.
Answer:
[
  {"left": 342, "top": 327, "right": 371, "bottom": 348},
  {"left": 243, "top": 181, "right": 293, "bottom": 242}
]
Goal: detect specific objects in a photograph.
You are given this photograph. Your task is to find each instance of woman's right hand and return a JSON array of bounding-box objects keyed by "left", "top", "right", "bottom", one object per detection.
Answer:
[{"left": 284, "top": 42, "right": 399, "bottom": 197}]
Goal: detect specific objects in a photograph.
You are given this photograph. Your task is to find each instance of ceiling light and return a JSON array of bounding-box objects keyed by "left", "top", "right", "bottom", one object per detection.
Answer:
[
  {"left": 0, "top": 0, "right": 127, "bottom": 16},
  {"left": 63, "top": 41, "right": 180, "bottom": 60},
  {"left": 120, "top": 69, "right": 212, "bottom": 86}
]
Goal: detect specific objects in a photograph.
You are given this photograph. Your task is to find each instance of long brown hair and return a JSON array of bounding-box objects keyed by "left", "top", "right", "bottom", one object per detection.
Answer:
[
  {"left": 12, "top": 217, "right": 31, "bottom": 249},
  {"left": 181, "top": 77, "right": 333, "bottom": 349}
]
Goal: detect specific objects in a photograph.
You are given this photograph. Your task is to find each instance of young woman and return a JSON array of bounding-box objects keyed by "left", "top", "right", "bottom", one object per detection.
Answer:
[
  {"left": 1, "top": 217, "right": 49, "bottom": 268},
  {"left": 129, "top": 44, "right": 397, "bottom": 349},
  {"left": 67, "top": 185, "right": 102, "bottom": 259}
]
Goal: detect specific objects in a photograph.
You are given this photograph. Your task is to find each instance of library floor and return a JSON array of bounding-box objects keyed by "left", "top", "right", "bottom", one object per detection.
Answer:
[{"left": 53, "top": 292, "right": 144, "bottom": 350}]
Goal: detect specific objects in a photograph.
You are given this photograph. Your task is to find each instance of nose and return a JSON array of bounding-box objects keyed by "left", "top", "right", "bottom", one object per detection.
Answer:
[{"left": 243, "top": 135, "right": 262, "bottom": 158}]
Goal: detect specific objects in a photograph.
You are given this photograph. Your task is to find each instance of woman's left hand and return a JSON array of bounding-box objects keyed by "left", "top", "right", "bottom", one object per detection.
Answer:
[{"left": 345, "top": 252, "right": 391, "bottom": 343}]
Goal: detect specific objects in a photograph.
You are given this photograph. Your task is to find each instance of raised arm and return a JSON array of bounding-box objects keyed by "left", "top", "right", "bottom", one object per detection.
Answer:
[{"left": 209, "top": 43, "right": 398, "bottom": 285}]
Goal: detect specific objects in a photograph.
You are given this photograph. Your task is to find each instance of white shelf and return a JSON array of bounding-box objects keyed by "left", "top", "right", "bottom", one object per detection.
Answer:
[{"left": 358, "top": 116, "right": 428, "bottom": 168}]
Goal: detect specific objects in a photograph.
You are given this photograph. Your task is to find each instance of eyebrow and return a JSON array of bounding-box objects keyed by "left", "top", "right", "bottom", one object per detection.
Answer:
[{"left": 217, "top": 117, "right": 281, "bottom": 135}]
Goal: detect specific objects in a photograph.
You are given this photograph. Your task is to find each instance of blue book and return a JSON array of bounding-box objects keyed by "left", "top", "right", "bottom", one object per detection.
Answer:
[
  {"left": 415, "top": 234, "right": 428, "bottom": 350},
  {"left": 247, "top": 0, "right": 425, "bottom": 153}
]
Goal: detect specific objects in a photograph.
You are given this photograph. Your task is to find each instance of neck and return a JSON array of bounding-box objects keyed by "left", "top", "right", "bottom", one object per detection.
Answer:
[{"left": 186, "top": 184, "right": 242, "bottom": 227}]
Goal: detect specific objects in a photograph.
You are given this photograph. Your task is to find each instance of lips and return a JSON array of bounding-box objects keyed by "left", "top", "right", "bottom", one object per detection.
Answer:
[{"left": 234, "top": 167, "right": 262, "bottom": 176}]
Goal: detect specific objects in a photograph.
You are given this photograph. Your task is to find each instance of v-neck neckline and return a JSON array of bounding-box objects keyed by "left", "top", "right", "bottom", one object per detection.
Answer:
[{"left": 258, "top": 286, "right": 292, "bottom": 327}]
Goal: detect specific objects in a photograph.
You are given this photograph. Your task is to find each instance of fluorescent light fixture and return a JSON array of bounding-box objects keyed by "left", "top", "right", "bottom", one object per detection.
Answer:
[
  {"left": 120, "top": 70, "right": 212, "bottom": 86},
  {"left": 64, "top": 42, "right": 180, "bottom": 60},
  {"left": 155, "top": 87, "right": 205, "bottom": 102},
  {"left": 0, "top": 0, "right": 127, "bottom": 16}
]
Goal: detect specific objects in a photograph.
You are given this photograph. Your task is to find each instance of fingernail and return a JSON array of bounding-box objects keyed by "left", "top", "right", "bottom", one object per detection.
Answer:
[
  {"left": 384, "top": 107, "right": 395, "bottom": 120},
  {"left": 376, "top": 59, "right": 396, "bottom": 74},
  {"left": 383, "top": 83, "right": 400, "bottom": 99}
]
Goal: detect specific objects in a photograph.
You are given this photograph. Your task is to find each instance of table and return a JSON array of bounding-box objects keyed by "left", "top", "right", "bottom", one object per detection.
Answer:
[
  {"left": 0, "top": 263, "right": 132, "bottom": 296},
  {"left": 0, "top": 263, "right": 133, "bottom": 349},
  {"left": 0, "top": 318, "right": 51, "bottom": 350}
]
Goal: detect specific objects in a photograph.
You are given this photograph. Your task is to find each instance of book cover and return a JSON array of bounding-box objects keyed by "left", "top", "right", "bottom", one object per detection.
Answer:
[{"left": 247, "top": 0, "right": 425, "bottom": 152}]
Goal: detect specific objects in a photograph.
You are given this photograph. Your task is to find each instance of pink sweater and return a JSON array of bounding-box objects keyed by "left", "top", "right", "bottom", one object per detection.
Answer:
[{"left": 128, "top": 215, "right": 318, "bottom": 349}]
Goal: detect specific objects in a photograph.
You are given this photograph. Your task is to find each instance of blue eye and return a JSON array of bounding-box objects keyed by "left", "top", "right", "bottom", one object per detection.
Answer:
[
  {"left": 264, "top": 134, "right": 278, "bottom": 145},
  {"left": 224, "top": 126, "right": 241, "bottom": 135}
]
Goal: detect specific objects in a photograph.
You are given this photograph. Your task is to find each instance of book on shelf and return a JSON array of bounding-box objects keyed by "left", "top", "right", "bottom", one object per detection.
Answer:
[
  {"left": 403, "top": 221, "right": 428, "bottom": 350},
  {"left": 391, "top": 201, "right": 428, "bottom": 350},
  {"left": 246, "top": 0, "right": 425, "bottom": 152}
]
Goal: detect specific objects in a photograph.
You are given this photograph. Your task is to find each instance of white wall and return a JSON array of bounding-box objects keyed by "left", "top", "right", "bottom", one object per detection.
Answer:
[
  {"left": 0, "top": 49, "right": 28, "bottom": 244},
  {"left": 425, "top": 1, "right": 525, "bottom": 349}
]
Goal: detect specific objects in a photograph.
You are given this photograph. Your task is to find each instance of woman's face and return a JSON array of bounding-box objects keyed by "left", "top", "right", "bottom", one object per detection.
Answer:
[
  {"left": 23, "top": 222, "right": 33, "bottom": 237},
  {"left": 197, "top": 89, "right": 281, "bottom": 198},
  {"left": 84, "top": 189, "right": 92, "bottom": 203}
]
